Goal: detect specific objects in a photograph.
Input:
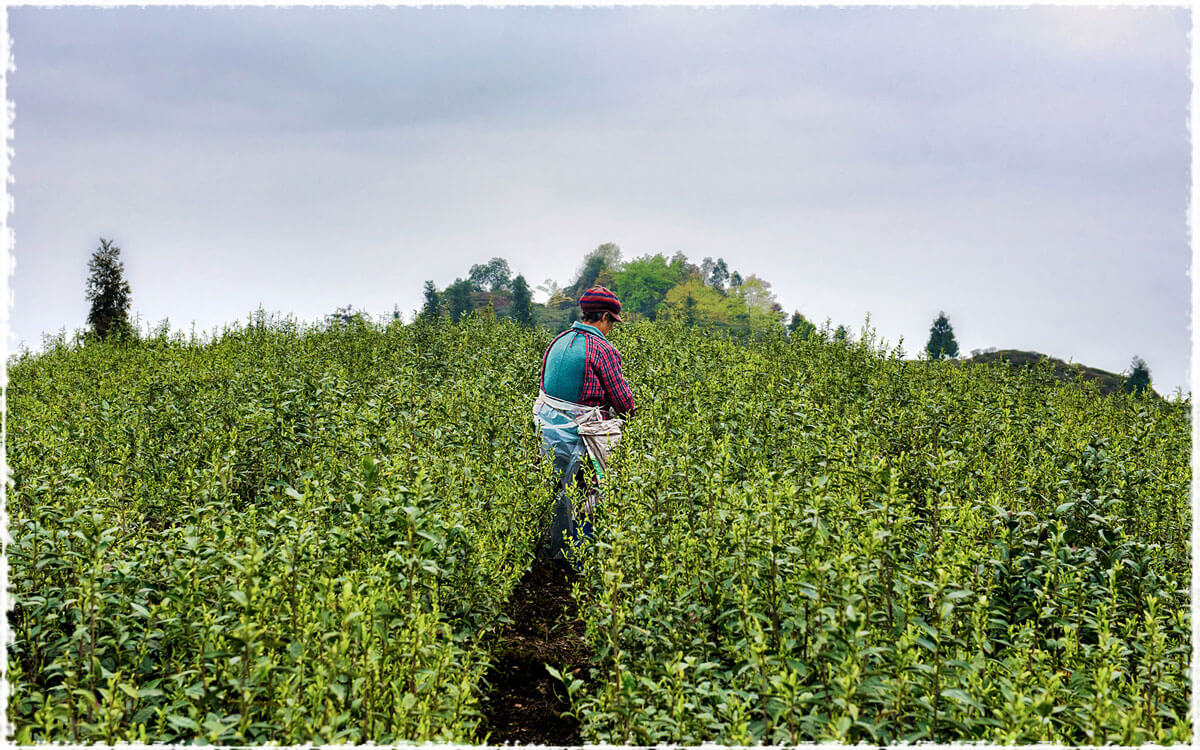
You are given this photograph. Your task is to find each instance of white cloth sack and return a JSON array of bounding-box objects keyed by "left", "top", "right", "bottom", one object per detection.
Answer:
[{"left": 531, "top": 391, "right": 624, "bottom": 558}]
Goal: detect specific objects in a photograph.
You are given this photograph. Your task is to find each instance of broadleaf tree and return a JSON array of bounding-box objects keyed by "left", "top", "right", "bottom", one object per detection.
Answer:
[
  {"left": 709, "top": 258, "right": 729, "bottom": 291},
  {"left": 613, "top": 254, "right": 677, "bottom": 320},
  {"left": 564, "top": 243, "right": 623, "bottom": 301},
  {"left": 468, "top": 258, "right": 512, "bottom": 293},
  {"left": 445, "top": 278, "right": 475, "bottom": 322}
]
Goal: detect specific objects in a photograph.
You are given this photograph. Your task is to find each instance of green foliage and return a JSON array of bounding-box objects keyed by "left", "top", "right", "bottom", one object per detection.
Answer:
[
  {"left": 661, "top": 276, "right": 783, "bottom": 334},
  {"left": 421, "top": 281, "right": 441, "bottom": 320},
  {"left": 926, "top": 311, "right": 959, "bottom": 360},
  {"left": 663, "top": 278, "right": 726, "bottom": 325},
  {"left": 612, "top": 254, "right": 680, "bottom": 321},
  {"left": 709, "top": 258, "right": 729, "bottom": 291},
  {"left": 86, "top": 238, "right": 132, "bottom": 340},
  {"left": 730, "top": 276, "right": 786, "bottom": 331},
  {"left": 789, "top": 312, "right": 816, "bottom": 340},
  {"left": 444, "top": 278, "right": 475, "bottom": 322},
  {"left": 428, "top": 245, "right": 791, "bottom": 336},
  {"left": 509, "top": 275, "right": 533, "bottom": 326},
  {"left": 1124, "top": 356, "right": 1151, "bottom": 397},
  {"left": 325, "top": 305, "right": 367, "bottom": 328},
  {"left": 468, "top": 258, "right": 512, "bottom": 293},
  {"left": 970, "top": 350, "right": 1136, "bottom": 398},
  {"left": 8, "top": 314, "right": 557, "bottom": 743},
  {"left": 537, "top": 278, "right": 571, "bottom": 309},
  {"left": 568, "top": 243, "right": 622, "bottom": 300},
  {"left": 563, "top": 321, "right": 1190, "bottom": 745},
  {"left": 668, "top": 251, "right": 697, "bottom": 281},
  {"left": 532, "top": 301, "right": 571, "bottom": 332},
  {"left": 8, "top": 314, "right": 1190, "bottom": 744}
]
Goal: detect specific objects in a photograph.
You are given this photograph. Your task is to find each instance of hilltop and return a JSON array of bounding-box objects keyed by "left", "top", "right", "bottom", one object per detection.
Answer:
[{"left": 965, "top": 348, "right": 1153, "bottom": 398}]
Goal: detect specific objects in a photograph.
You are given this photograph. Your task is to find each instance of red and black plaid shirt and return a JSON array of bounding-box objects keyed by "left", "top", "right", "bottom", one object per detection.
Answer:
[{"left": 541, "top": 324, "right": 636, "bottom": 415}]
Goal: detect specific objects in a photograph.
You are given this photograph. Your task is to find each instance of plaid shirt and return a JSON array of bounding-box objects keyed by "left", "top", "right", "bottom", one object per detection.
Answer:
[{"left": 541, "top": 324, "right": 636, "bottom": 415}]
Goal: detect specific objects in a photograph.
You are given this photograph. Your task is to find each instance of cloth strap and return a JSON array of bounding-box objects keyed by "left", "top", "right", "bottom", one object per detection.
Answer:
[{"left": 534, "top": 390, "right": 604, "bottom": 425}]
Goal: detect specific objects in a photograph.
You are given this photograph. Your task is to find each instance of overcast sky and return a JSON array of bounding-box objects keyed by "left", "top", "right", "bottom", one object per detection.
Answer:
[{"left": 7, "top": 6, "right": 1192, "bottom": 395}]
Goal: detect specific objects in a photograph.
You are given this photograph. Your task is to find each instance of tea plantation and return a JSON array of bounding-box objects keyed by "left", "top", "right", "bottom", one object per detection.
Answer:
[{"left": 7, "top": 314, "right": 1191, "bottom": 743}]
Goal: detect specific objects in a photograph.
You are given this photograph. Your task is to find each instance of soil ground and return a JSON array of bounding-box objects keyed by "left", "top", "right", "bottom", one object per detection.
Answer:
[{"left": 481, "top": 558, "right": 592, "bottom": 746}]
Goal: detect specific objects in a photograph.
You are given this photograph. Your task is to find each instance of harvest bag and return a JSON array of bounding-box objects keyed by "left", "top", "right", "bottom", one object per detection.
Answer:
[{"left": 532, "top": 391, "right": 624, "bottom": 559}]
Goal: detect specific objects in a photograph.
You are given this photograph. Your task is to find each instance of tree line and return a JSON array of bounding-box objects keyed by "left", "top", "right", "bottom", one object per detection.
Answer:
[
  {"left": 420, "top": 242, "right": 803, "bottom": 337},
  {"left": 80, "top": 237, "right": 1159, "bottom": 395}
]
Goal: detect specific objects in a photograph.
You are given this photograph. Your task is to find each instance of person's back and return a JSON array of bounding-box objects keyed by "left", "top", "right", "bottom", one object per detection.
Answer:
[
  {"left": 533, "top": 286, "right": 635, "bottom": 560},
  {"left": 540, "top": 311, "right": 635, "bottom": 416}
]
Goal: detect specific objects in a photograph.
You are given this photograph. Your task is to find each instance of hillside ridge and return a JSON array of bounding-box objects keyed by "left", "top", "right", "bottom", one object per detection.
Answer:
[{"left": 964, "top": 348, "right": 1152, "bottom": 398}]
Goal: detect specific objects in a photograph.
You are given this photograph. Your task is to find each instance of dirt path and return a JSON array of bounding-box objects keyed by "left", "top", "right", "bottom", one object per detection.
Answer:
[{"left": 481, "top": 558, "right": 592, "bottom": 746}]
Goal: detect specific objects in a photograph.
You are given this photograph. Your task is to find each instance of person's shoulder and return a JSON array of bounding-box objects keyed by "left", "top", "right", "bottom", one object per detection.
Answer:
[{"left": 589, "top": 334, "right": 620, "bottom": 357}]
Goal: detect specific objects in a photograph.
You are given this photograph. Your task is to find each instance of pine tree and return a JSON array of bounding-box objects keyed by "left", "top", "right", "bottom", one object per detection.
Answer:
[
  {"left": 85, "top": 238, "right": 132, "bottom": 340},
  {"left": 510, "top": 275, "right": 532, "bottom": 326},
  {"left": 421, "top": 281, "right": 441, "bottom": 319},
  {"left": 788, "top": 311, "right": 815, "bottom": 340},
  {"left": 1124, "top": 356, "right": 1152, "bottom": 396},
  {"left": 326, "top": 305, "right": 361, "bottom": 327},
  {"left": 925, "top": 311, "right": 959, "bottom": 360}
]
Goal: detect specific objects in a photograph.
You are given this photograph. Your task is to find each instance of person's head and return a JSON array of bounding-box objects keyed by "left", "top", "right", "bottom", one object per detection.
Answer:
[
  {"left": 581, "top": 308, "right": 619, "bottom": 335},
  {"left": 579, "top": 286, "right": 623, "bottom": 335}
]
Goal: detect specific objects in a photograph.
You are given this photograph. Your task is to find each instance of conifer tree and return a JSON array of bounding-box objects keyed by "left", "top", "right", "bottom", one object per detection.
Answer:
[
  {"left": 1124, "top": 356, "right": 1152, "bottom": 396},
  {"left": 788, "top": 311, "right": 815, "bottom": 340},
  {"left": 421, "top": 281, "right": 441, "bottom": 319},
  {"left": 925, "top": 311, "right": 959, "bottom": 360},
  {"left": 510, "top": 275, "right": 532, "bottom": 326},
  {"left": 85, "top": 238, "right": 132, "bottom": 340}
]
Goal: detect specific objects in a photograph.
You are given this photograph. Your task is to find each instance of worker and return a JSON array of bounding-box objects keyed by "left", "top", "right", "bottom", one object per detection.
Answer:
[{"left": 532, "top": 286, "right": 635, "bottom": 560}]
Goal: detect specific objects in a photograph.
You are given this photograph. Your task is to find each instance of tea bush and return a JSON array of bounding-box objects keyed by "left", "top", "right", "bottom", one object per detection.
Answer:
[
  {"left": 8, "top": 313, "right": 554, "bottom": 743},
  {"left": 8, "top": 313, "right": 1190, "bottom": 743},
  {"left": 571, "top": 321, "right": 1190, "bottom": 744}
]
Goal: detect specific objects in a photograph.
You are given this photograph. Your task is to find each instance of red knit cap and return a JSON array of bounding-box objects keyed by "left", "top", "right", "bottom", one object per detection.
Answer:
[{"left": 579, "top": 286, "right": 623, "bottom": 322}]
